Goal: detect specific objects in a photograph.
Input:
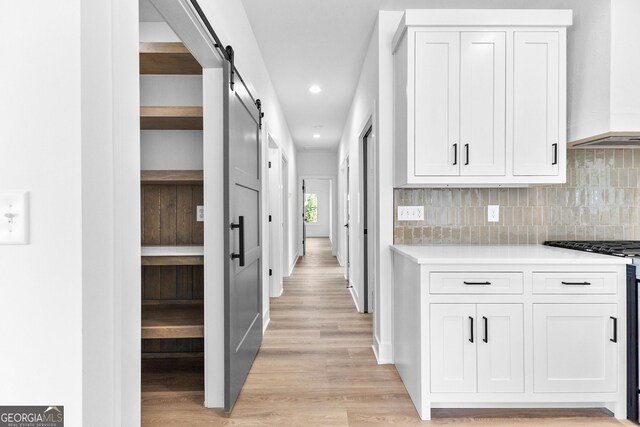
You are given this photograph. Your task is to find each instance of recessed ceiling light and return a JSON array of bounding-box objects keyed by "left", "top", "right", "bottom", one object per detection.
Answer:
[
  {"left": 313, "top": 134, "right": 321, "bottom": 139},
  {"left": 309, "top": 85, "right": 322, "bottom": 94}
]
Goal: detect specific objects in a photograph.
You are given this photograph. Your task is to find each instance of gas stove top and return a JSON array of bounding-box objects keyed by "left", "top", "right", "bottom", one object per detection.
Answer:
[{"left": 544, "top": 240, "right": 640, "bottom": 258}]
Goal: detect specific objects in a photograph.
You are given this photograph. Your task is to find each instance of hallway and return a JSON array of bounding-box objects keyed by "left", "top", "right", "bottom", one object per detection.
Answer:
[{"left": 142, "top": 237, "right": 631, "bottom": 426}]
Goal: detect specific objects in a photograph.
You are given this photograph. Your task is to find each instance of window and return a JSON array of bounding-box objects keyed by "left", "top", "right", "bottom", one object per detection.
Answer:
[{"left": 304, "top": 193, "right": 318, "bottom": 223}]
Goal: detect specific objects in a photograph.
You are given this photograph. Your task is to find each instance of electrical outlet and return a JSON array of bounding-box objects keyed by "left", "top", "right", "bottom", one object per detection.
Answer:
[
  {"left": 196, "top": 205, "right": 205, "bottom": 222},
  {"left": 488, "top": 205, "right": 499, "bottom": 223},
  {"left": 397, "top": 206, "right": 424, "bottom": 221}
]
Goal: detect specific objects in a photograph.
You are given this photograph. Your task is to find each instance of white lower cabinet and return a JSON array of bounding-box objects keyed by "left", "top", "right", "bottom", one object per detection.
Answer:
[
  {"left": 391, "top": 248, "right": 628, "bottom": 421},
  {"left": 431, "top": 303, "right": 523, "bottom": 393},
  {"left": 533, "top": 304, "right": 618, "bottom": 393},
  {"left": 477, "top": 304, "right": 524, "bottom": 393},
  {"left": 430, "top": 304, "right": 477, "bottom": 392}
]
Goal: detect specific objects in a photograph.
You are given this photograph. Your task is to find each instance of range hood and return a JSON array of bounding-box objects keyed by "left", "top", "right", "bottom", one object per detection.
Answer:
[
  {"left": 570, "top": 132, "right": 640, "bottom": 149},
  {"left": 568, "top": 1, "right": 640, "bottom": 149}
]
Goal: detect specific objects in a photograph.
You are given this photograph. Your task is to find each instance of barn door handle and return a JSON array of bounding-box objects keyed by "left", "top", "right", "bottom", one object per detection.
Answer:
[
  {"left": 552, "top": 143, "right": 558, "bottom": 165},
  {"left": 483, "top": 316, "right": 488, "bottom": 343},
  {"left": 610, "top": 316, "right": 617, "bottom": 343},
  {"left": 230, "top": 216, "right": 245, "bottom": 266},
  {"left": 469, "top": 316, "right": 474, "bottom": 343}
]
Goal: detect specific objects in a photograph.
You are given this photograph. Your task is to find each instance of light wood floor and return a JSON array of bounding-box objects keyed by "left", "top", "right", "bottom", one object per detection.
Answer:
[{"left": 142, "top": 237, "right": 634, "bottom": 426}]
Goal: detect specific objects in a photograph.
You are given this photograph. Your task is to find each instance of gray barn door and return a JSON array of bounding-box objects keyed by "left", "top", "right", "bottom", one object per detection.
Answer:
[{"left": 224, "top": 60, "right": 263, "bottom": 412}]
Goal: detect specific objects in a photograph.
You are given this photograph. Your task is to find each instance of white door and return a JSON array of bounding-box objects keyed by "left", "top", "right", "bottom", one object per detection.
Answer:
[
  {"left": 414, "top": 32, "right": 460, "bottom": 176},
  {"left": 533, "top": 304, "right": 618, "bottom": 393},
  {"left": 459, "top": 32, "right": 506, "bottom": 176},
  {"left": 513, "top": 32, "right": 560, "bottom": 176},
  {"left": 477, "top": 304, "right": 524, "bottom": 393},
  {"left": 431, "top": 304, "right": 477, "bottom": 392}
]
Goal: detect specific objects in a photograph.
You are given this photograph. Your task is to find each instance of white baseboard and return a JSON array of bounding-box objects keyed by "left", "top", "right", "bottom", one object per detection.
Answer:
[
  {"left": 287, "top": 254, "right": 299, "bottom": 276},
  {"left": 374, "top": 334, "right": 393, "bottom": 364},
  {"left": 263, "top": 312, "right": 270, "bottom": 333},
  {"left": 349, "top": 282, "right": 361, "bottom": 312}
]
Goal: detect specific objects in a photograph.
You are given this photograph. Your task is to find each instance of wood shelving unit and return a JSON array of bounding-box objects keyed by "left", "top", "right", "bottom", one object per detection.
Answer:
[
  {"left": 140, "top": 37, "right": 204, "bottom": 393},
  {"left": 140, "top": 170, "right": 203, "bottom": 184},
  {"left": 140, "top": 106, "right": 203, "bottom": 130},
  {"left": 139, "top": 42, "right": 202, "bottom": 75},
  {"left": 142, "top": 304, "right": 204, "bottom": 339}
]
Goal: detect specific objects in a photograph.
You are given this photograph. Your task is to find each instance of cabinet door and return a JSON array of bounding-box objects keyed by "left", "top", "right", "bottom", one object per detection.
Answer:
[
  {"left": 414, "top": 32, "right": 460, "bottom": 176},
  {"left": 513, "top": 32, "right": 560, "bottom": 176},
  {"left": 459, "top": 32, "right": 506, "bottom": 176},
  {"left": 430, "top": 304, "right": 476, "bottom": 392},
  {"left": 477, "top": 304, "right": 524, "bottom": 393},
  {"left": 533, "top": 304, "right": 618, "bottom": 392}
]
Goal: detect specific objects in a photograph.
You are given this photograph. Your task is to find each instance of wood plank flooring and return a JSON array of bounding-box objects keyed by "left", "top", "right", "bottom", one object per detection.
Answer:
[{"left": 142, "top": 237, "right": 633, "bottom": 426}]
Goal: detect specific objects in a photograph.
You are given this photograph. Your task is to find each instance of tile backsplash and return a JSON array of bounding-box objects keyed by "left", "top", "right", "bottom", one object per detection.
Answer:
[{"left": 394, "top": 149, "right": 640, "bottom": 245}]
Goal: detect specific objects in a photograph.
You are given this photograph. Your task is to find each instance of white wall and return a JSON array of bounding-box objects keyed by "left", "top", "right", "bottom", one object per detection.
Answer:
[
  {"left": 304, "top": 179, "right": 331, "bottom": 237},
  {"left": 0, "top": 2, "right": 83, "bottom": 424},
  {"left": 0, "top": 0, "right": 140, "bottom": 426},
  {"left": 297, "top": 151, "right": 338, "bottom": 177}
]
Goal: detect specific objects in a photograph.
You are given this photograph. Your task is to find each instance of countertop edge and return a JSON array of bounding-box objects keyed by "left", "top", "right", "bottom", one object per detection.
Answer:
[{"left": 390, "top": 244, "right": 632, "bottom": 265}]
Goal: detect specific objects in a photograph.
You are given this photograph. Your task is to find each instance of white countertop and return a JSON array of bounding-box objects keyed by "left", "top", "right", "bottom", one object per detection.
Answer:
[
  {"left": 141, "top": 246, "right": 204, "bottom": 257},
  {"left": 391, "top": 244, "right": 632, "bottom": 265}
]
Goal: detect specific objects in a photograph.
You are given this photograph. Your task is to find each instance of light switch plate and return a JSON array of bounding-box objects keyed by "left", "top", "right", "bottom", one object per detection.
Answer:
[
  {"left": 397, "top": 206, "right": 424, "bottom": 221},
  {"left": 0, "top": 192, "right": 29, "bottom": 244},
  {"left": 196, "top": 205, "right": 205, "bottom": 222},
  {"left": 488, "top": 205, "right": 500, "bottom": 223}
]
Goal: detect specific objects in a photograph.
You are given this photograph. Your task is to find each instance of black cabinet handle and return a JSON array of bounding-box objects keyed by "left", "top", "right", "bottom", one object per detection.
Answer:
[
  {"left": 469, "top": 316, "right": 474, "bottom": 343},
  {"left": 483, "top": 316, "right": 488, "bottom": 343},
  {"left": 561, "top": 281, "right": 591, "bottom": 286},
  {"left": 464, "top": 144, "right": 470, "bottom": 165},
  {"left": 453, "top": 143, "right": 458, "bottom": 165},
  {"left": 552, "top": 143, "right": 558, "bottom": 165},
  {"left": 344, "top": 223, "right": 349, "bottom": 228},
  {"left": 611, "top": 316, "right": 617, "bottom": 343},
  {"left": 230, "top": 215, "right": 245, "bottom": 266},
  {"left": 464, "top": 281, "right": 492, "bottom": 286}
]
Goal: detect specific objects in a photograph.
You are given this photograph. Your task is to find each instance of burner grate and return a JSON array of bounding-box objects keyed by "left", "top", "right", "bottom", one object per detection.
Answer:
[{"left": 544, "top": 240, "right": 640, "bottom": 257}]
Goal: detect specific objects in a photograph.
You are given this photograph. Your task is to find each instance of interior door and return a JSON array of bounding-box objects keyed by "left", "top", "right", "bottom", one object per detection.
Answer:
[
  {"left": 477, "top": 304, "right": 524, "bottom": 393},
  {"left": 459, "top": 32, "right": 506, "bottom": 176},
  {"left": 224, "top": 61, "right": 263, "bottom": 411},
  {"left": 430, "top": 304, "right": 477, "bottom": 392},
  {"left": 413, "top": 31, "right": 460, "bottom": 176}
]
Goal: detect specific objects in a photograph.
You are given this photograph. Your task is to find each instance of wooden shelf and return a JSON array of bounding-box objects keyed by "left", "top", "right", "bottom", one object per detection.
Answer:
[
  {"left": 140, "top": 106, "right": 203, "bottom": 130},
  {"left": 140, "top": 170, "right": 203, "bottom": 184},
  {"left": 142, "top": 352, "right": 204, "bottom": 359},
  {"left": 140, "top": 42, "right": 202, "bottom": 75},
  {"left": 142, "top": 304, "right": 204, "bottom": 339},
  {"left": 141, "top": 246, "right": 204, "bottom": 266},
  {"left": 143, "top": 299, "right": 204, "bottom": 306}
]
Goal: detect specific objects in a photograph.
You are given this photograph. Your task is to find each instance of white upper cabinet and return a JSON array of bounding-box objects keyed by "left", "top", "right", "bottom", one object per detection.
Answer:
[
  {"left": 393, "top": 10, "right": 572, "bottom": 187},
  {"left": 513, "top": 32, "right": 561, "bottom": 176},
  {"left": 414, "top": 32, "right": 460, "bottom": 176},
  {"left": 460, "top": 32, "right": 506, "bottom": 176}
]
